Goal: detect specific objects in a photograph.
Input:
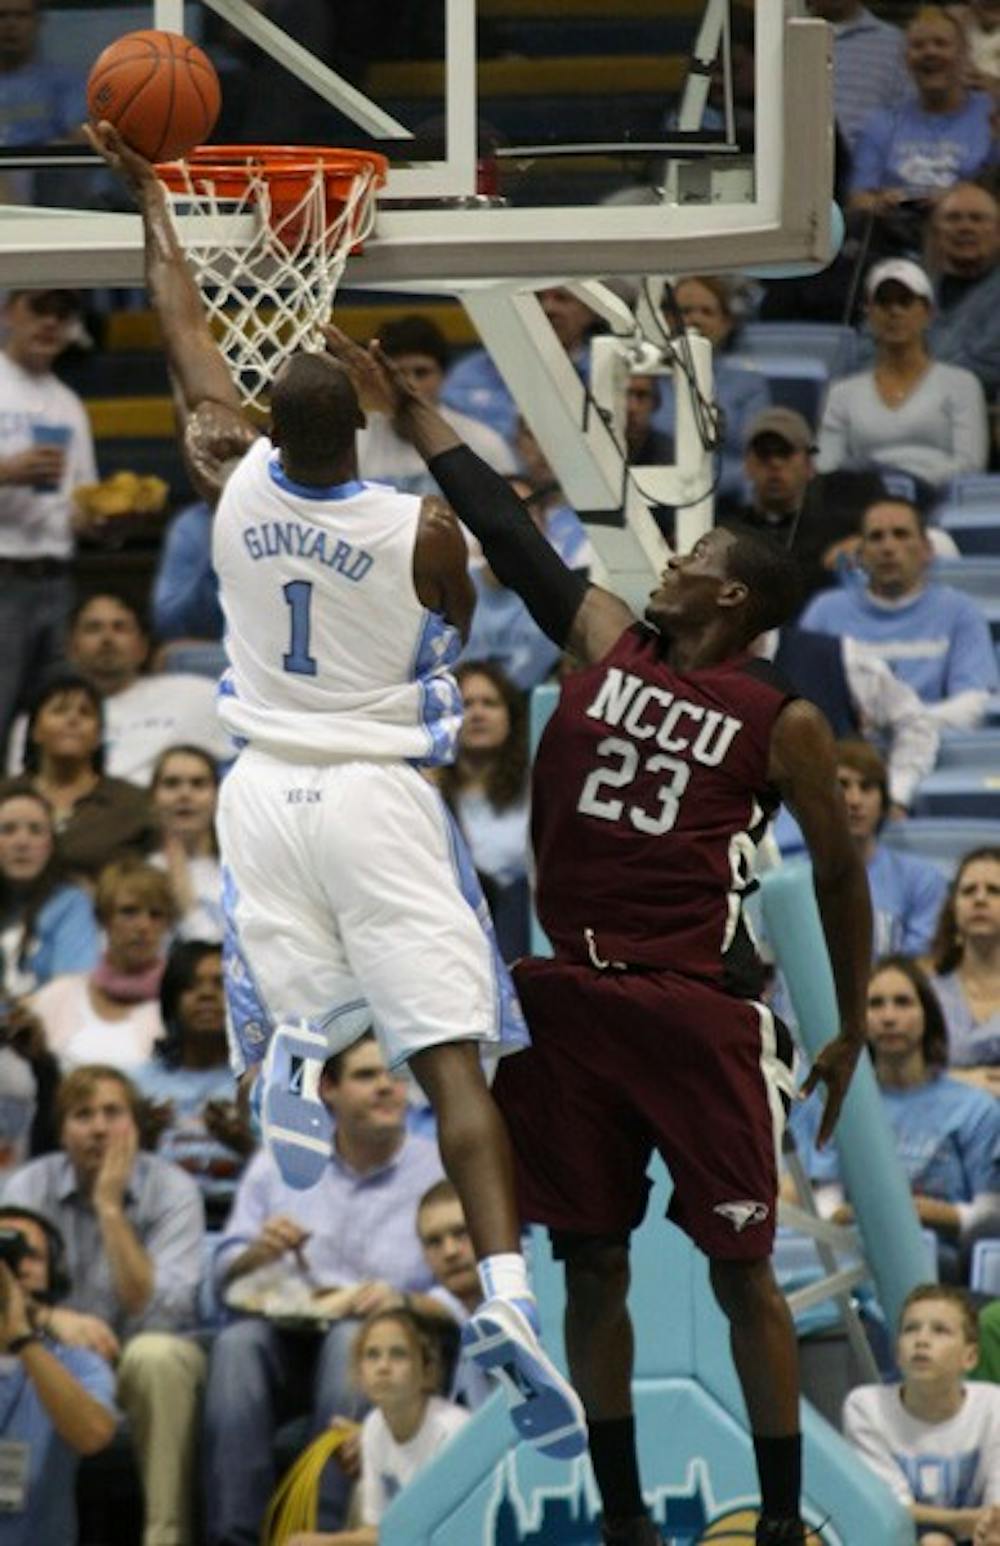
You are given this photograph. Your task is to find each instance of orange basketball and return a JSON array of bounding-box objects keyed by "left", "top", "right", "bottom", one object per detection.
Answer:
[{"left": 87, "top": 30, "right": 221, "bottom": 163}]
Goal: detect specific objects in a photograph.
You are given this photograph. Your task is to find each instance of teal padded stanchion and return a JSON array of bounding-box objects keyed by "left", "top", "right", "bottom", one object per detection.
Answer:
[{"left": 759, "top": 860, "right": 933, "bottom": 1334}]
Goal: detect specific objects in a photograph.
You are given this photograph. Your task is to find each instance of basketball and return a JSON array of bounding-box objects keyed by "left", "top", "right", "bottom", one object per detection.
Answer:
[{"left": 87, "top": 30, "right": 221, "bottom": 163}]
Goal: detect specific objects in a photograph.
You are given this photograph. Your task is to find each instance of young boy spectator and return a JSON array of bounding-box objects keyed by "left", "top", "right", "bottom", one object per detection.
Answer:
[{"left": 844, "top": 1285, "right": 1000, "bottom": 1545}]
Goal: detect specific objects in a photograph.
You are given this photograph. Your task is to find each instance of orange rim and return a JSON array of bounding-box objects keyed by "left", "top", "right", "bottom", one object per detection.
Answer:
[{"left": 156, "top": 144, "right": 389, "bottom": 208}]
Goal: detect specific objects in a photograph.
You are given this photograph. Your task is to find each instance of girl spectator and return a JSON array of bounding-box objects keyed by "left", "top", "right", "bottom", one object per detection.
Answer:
[
  {"left": 0, "top": 785, "right": 99, "bottom": 996},
  {"left": 929, "top": 846, "right": 1000, "bottom": 1096},
  {"left": 666, "top": 276, "right": 771, "bottom": 506},
  {"left": 27, "top": 856, "right": 175, "bottom": 1071},
  {"left": 21, "top": 673, "right": 153, "bottom": 884},
  {"left": 134, "top": 940, "right": 253, "bottom": 1229},
  {"left": 438, "top": 662, "right": 530, "bottom": 962},
  {"left": 149, "top": 745, "right": 223, "bottom": 942},
  {"left": 790, "top": 956, "right": 1000, "bottom": 1282},
  {"left": 285, "top": 1307, "right": 468, "bottom": 1546},
  {"left": 817, "top": 258, "right": 988, "bottom": 488}
]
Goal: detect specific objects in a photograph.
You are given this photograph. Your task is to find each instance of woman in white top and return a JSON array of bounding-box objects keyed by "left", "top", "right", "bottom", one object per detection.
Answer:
[
  {"left": 149, "top": 745, "right": 223, "bottom": 943},
  {"left": 28, "top": 856, "right": 176, "bottom": 1071},
  {"left": 818, "top": 257, "right": 988, "bottom": 488}
]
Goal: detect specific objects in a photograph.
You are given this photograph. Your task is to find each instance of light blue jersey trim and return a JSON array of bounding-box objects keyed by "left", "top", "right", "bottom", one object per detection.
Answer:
[
  {"left": 267, "top": 454, "right": 366, "bottom": 502},
  {"left": 221, "top": 865, "right": 274, "bottom": 1075},
  {"left": 409, "top": 609, "right": 463, "bottom": 767},
  {"left": 437, "top": 797, "right": 530, "bottom": 1056}
]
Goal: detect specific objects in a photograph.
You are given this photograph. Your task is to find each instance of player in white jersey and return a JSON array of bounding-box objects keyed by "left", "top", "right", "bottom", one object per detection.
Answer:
[{"left": 87, "top": 120, "right": 587, "bottom": 1466}]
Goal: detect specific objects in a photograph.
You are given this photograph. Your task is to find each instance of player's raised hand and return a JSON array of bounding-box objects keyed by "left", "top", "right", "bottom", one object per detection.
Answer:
[
  {"left": 799, "top": 1032, "right": 863, "bottom": 1149},
  {"left": 318, "top": 323, "right": 407, "bottom": 417},
  {"left": 83, "top": 120, "right": 157, "bottom": 193}
]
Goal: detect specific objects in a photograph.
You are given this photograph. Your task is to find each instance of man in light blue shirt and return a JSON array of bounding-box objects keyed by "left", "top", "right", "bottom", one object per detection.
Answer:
[
  {"left": 799, "top": 496, "right": 998, "bottom": 729},
  {"left": 807, "top": 1, "right": 908, "bottom": 155},
  {"left": 0, "top": 0, "right": 85, "bottom": 204},
  {"left": 202, "top": 1032, "right": 444, "bottom": 1545}
]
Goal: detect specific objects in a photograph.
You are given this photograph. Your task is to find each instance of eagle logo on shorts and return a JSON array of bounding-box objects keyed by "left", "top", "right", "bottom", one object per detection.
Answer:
[{"left": 713, "top": 1200, "right": 769, "bottom": 1232}]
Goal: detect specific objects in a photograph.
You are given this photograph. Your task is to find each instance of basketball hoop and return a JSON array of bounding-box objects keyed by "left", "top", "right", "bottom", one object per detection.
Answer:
[{"left": 156, "top": 145, "right": 388, "bottom": 411}]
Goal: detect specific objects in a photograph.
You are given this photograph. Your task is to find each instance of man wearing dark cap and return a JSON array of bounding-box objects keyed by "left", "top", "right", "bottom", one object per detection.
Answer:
[
  {"left": 0, "top": 288, "right": 96, "bottom": 750},
  {"left": 729, "top": 406, "right": 888, "bottom": 608}
]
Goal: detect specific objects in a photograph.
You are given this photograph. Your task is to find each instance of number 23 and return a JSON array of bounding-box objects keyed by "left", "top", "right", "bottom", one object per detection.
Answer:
[{"left": 577, "top": 735, "right": 690, "bottom": 835}]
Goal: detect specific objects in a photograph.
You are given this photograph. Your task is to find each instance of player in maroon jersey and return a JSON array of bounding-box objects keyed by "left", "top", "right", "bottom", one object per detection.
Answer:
[{"left": 297, "top": 330, "right": 872, "bottom": 1546}]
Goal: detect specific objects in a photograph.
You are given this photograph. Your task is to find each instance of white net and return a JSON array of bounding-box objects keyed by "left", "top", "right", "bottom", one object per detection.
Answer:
[{"left": 159, "top": 153, "right": 383, "bottom": 412}]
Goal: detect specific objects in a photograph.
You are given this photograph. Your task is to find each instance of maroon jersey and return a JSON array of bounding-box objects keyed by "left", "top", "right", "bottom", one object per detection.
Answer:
[{"left": 532, "top": 624, "right": 796, "bottom": 996}]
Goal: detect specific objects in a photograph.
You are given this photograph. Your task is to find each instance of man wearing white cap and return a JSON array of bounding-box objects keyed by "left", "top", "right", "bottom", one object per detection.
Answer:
[{"left": 817, "top": 258, "right": 988, "bottom": 489}]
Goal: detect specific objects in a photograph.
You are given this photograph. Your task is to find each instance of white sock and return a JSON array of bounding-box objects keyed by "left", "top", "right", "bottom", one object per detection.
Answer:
[{"left": 478, "top": 1252, "right": 532, "bottom": 1304}]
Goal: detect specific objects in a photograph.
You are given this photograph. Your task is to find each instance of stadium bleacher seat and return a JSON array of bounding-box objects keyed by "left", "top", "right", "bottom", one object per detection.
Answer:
[
  {"left": 910, "top": 770, "right": 1000, "bottom": 819},
  {"left": 935, "top": 732, "right": 1000, "bottom": 771},
  {"left": 727, "top": 323, "right": 858, "bottom": 429},
  {"left": 970, "top": 1239, "right": 1000, "bottom": 1296},
  {"left": 943, "top": 473, "right": 1000, "bottom": 508},
  {"left": 936, "top": 506, "right": 1000, "bottom": 556},
  {"left": 881, "top": 817, "right": 1000, "bottom": 875},
  {"left": 932, "top": 557, "right": 1000, "bottom": 601}
]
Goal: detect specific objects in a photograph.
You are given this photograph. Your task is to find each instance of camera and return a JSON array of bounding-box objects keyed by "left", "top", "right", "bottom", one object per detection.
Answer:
[{"left": 0, "top": 1228, "right": 30, "bottom": 1273}]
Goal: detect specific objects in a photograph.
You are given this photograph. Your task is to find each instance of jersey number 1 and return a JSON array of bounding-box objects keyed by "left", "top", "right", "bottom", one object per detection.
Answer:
[{"left": 282, "top": 580, "right": 317, "bottom": 677}]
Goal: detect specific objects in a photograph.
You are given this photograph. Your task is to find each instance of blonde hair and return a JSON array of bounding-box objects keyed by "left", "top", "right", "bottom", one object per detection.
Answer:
[
  {"left": 94, "top": 855, "right": 178, "bottom": 927},
  {"left": 900, "top": 1284, "right": 978, "bottom": 1346},
  {"left": 350, "top": 1308, "right": 443, "bottom": 1397},
  {"left": 56, "top": 1064, "right": 141, "bottom": 1128}
]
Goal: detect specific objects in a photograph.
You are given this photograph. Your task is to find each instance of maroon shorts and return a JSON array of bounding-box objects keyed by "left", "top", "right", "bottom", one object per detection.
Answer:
[{"left": 492, "top": 957, "right": 796, "bottom": 1261}]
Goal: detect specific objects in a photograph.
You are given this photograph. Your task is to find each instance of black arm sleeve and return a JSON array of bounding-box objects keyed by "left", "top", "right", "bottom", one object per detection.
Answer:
[{"left": 428, "top": 444, "right": 590, "bottom": 649}]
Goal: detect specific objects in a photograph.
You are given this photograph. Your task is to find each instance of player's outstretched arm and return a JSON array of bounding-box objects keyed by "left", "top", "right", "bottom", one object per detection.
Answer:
[
  {"left": 321, "top": 324, "right": 634, "bottom": 664},
  {"left": 768, "top": 697, "right": 873, "bottom": 1147},
  {"left": 84, "top": 121, "right": 244, "bottom": 423}
]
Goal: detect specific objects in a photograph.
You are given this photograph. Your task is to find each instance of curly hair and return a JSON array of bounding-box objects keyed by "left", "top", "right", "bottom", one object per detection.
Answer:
[
  {"left": 929, "top": 846, "right": 1000, "bottom": 975},
  {"left": 438, "top": 660, "right": 529, "bottom": 815}
]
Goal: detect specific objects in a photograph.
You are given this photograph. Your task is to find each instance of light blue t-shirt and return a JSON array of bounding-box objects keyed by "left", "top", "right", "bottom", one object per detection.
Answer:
[
  {"left": 850, "top": 91, "right": 997, "bottom": 196},
  {"left": 131, "top": 1060, "right": 248, "bottom": 1223},
  {"left": 931, "top": 972, "right": 1000, "bottom": 1070},
  {"left": 0, "top": 885, "right": 100, "bottom": 998},
  {"left": 0, "top": 61, "right": 84, "bottom": 147},
  {"left": 799, "top": 582, "right": 999, "bottom": 705},
  {"left": 0, "top": 1343, "right": 116, "bottom": 1546},
  {"left": 791, "top": 1072, "right": 1000, "bottom": 1203}
]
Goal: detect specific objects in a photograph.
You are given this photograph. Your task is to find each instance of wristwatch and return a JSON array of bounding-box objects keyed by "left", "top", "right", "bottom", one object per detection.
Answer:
[{"left": 6, "top": 1331, "right": 42, "bottom": 1355}]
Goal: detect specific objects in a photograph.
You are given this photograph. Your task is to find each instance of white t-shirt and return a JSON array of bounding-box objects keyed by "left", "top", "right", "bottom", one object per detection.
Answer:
[
  {"left": 28, "top": 973, "right": 163, "bottom": 1071},
  {"left": 0, "top": 351, "right": 96, "bottom": 559},
  {"left": 358, "top": 404, "right": 516, "bottom": 496},
  {"left": 360, "top": 1396, "right": 469, "bottom": 1525},
  {"left": 843, "top": 1381, "right": 1000, "bottom": 1509},
  {"left": 102, "top": 675, "right": 233, "bottom": 785}
]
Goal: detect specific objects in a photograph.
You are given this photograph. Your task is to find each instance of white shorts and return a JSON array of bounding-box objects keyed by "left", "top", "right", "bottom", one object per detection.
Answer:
[{"left": 217, "top": 747, "right": 527, "bottom": 1074}]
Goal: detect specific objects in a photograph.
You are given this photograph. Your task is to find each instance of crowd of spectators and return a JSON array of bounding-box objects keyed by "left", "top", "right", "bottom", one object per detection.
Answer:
[{"left": 0, "top": 0, "right": 998, "bottom": 1541}]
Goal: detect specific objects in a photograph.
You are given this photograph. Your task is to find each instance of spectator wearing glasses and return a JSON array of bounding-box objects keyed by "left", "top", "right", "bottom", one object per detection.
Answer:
[
  {"left": 356, "top": 314, "right": 516, "bottom": 497},
  {"left": 817, "top": 258, "right": 988, "bottom": 490},
  {"left": 0, "top": 289, "right": 96, "bottom": 753}
]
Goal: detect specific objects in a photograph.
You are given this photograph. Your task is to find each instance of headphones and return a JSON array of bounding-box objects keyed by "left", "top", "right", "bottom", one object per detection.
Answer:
[{"left": 0, "top": 1205, "right": 71, "bottom": 1303}]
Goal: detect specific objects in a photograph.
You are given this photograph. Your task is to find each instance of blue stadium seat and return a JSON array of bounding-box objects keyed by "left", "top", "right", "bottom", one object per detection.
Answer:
[
  {"left": 943, "top": 474, "right": 1000, "bottom": 508},
  {"left": 932, "top": 557, "right": 1000, "bottom": 601},
  {"left": 911, "top": 770, "right": 1000, "bottom": 819},
  {"left": 736, "top": 323, "right": 860, "bottom": 377},
  {"left": 881, "top": 817, "right": 1000, "bottom": 875},
  {"left": 970, "top": 1239, "right": 1000, "bottom": 1296},
  {"left": 936, "top": 732, "right": 1000, "bottom": 770},
  {"left": 984, "top": 696, "right": 1000, "bottom": 727},
  {"left": 936, "top": 506, "right": 1000, "bottom": 555}
]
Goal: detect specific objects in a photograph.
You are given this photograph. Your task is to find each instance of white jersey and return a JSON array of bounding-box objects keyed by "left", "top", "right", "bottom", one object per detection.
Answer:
[
  {"left": 213, "top": 438, "right": 463, "bottom": 764},
  {"left": 843, "top": 1380, "right": 1000, "bottom": 1509}
]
